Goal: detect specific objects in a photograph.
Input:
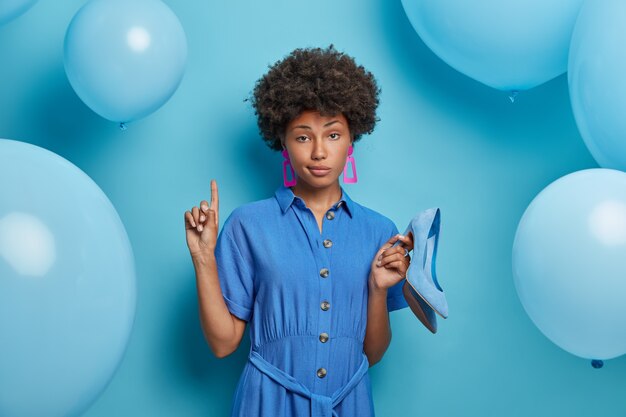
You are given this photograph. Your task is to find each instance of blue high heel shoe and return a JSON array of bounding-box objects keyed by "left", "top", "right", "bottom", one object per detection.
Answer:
[{"left": 392, "top": 208, "right": 447, "bottom": 333}]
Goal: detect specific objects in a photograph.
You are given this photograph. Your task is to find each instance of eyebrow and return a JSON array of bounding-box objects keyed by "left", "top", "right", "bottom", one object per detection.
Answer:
[{"left": 290, "top": 120, "right": 342, "bottom": 132}]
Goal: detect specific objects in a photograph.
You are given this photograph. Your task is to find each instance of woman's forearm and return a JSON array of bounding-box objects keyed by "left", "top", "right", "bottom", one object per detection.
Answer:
[
  {"left": 363, "top": 279, "right": 392, "bottom": 367},
  {"left": 193, "top": 254, "right": 239, "bottom": 357}
]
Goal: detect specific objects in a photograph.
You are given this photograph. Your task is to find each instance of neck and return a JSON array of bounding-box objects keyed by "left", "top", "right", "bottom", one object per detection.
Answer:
[{"left": 290, "top": 181, "right": 342, "bottom": 212}]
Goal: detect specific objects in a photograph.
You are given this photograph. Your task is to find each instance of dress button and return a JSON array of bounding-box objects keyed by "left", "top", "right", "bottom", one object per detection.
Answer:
[
  {"left": 320, "top": 301, "right": 330, "bottom": 311},
  {"left": 319, "top": 268, "right": 329, "bottom": 278},
  {"left": 317, "top": 367, "right": 327, "bottom": 378},
  {"left": 323, "top": 239, "right": 332, "bottom": 248},
  {"left": 326, "top": 211, "right": 335, "bottom": 220},
  {"left": 319, "top": 332, "right": 329, "bottom": 343}
]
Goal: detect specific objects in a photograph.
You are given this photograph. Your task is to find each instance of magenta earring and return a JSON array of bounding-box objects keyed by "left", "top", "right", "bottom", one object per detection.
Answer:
[
  {"left": 343, "top": 145, "right": 357, "bottom": 183},
  {"left": 282, "top": 149, "right": 297, "bottom": 187}
]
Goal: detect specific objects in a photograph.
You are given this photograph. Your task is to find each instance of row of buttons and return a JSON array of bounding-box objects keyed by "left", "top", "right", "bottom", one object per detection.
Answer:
[
  {"left": 319, "top": 294, "right": 330, "bottom": 378},
  {"left": 317, "top": 328, "right": 329, "bottom": 379},
  {"left": 316, "top": 208, "right": 338, "bottom": 379},
  {"left": 323, "top": 210, "right": 333, "bottom": 248}
]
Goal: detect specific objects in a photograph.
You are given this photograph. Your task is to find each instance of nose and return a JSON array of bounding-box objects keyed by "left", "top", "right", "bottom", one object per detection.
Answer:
[{"left": 311, "top": 138, "right": 327, "bottom": 160}]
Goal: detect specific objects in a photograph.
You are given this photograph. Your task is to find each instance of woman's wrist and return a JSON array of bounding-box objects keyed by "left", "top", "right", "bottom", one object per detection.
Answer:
[
  {"left": 191, "top": 251, "right": 216, "bottom": 269},
  {"left": 368, "top": 274, "right": 388, "bottom": 296}
]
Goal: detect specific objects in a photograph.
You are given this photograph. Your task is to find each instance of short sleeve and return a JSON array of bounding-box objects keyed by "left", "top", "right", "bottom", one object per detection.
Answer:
[
  {"left": 214, "top": 222, "right": 255, "bottom": 322},
  {"left": 384, "top": 221, "right": 409, "bottom": 312}
]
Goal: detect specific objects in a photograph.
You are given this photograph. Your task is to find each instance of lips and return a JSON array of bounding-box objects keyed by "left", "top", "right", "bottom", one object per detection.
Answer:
[{"left": 309, "top": 166, "right": 331, "bottom": 176}]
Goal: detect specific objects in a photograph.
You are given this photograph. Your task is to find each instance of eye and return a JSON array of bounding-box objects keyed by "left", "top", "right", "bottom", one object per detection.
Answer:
[
  {"left": 296, "top": 135, "right": 309, "bottom": 142},
  {"left": 329, "top": 133, "right": 340, "bottom": 140}
]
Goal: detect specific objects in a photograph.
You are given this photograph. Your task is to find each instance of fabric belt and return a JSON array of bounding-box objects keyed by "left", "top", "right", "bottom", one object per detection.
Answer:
[{"left": 248, "top": 349, "right": 370, "bottom": 417}]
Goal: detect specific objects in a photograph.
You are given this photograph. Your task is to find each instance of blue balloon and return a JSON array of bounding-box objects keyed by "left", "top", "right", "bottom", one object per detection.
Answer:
[
  {"left": 513, "top": 169, "right": 626, "bottom": 360},
  {"left": 569, "top": 0, "right": 626, "bottom": 171},
  {"left": 0, "top": 0, "right": 37, "bottom": 25},
  {"left": 0, "top": 139, "right": 136, "bottom": 416},
  {"left": 63, "top": 0, "right": 187, "bottom": 124},
  {"left": 401, "top": 0, "right": 584, "bottom": 92}
]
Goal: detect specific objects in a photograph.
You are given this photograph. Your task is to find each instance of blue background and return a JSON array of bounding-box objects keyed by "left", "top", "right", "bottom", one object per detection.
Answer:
[{"left": 2, "top": 0, "right": 625, "bottom": 416}]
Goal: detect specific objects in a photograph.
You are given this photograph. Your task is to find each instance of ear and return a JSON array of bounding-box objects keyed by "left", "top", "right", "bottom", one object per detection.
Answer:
[{"left": 279, "top": 133, "right": 286, "bottom": 149}]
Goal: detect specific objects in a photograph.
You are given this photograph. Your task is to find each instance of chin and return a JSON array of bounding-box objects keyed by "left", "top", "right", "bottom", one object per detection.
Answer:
[
  {"left": 297, "top": 176, "right": 336, "bottom": 188},
  {"left": 310, "top": 178, "right": 340, "bottom": 188}
]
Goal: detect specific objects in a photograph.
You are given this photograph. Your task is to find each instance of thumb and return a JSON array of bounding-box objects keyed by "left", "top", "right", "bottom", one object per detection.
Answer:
[{"left": 383, "top": 234, "right": 402, "bottom": 250}]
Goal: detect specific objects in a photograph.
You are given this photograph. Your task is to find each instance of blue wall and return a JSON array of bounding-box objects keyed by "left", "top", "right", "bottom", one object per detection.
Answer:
[{"left": 2, "top": 0, "right": 625, "bottom": 416}]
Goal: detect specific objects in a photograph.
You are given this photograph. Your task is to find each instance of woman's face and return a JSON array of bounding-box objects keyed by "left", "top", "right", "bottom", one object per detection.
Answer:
[{"left": 282, "top": 110, "right": 353, "bottom": 190}]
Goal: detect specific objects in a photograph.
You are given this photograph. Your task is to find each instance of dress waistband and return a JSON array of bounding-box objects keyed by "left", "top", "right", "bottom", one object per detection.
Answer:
[{"left": 248, "top": 349, "right": 370, "bottom": 417}]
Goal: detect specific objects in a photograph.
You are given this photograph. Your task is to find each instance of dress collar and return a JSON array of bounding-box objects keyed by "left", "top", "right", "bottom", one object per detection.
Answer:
[{"left": 274, "top": 184, "right": 354, "bottom": 218}]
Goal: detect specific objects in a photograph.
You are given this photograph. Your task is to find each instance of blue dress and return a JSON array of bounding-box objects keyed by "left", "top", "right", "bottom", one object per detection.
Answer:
[{"left": 214, "top": 184, "right": 408, "bottom": 417}]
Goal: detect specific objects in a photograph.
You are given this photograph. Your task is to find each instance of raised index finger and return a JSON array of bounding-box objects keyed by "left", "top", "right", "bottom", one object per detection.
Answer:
[{"left": 210, "top": 179, "right": 219, "bottom": 226}]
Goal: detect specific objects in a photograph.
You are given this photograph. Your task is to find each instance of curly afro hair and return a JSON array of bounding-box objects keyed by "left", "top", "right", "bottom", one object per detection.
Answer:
[{"left": 249, "top": 45, "right": 381, "bottom": 151}]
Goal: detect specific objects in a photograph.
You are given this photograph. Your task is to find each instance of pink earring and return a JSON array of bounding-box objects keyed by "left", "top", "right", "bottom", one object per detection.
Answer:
[
  {"left": 282, "top": 149, "right": 297, "bottom": 186},
  {"left": 343, "top": 145, "right": 357, "bottom": 183}
]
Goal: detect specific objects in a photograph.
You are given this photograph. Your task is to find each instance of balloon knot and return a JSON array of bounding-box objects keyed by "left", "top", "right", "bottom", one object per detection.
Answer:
[
  {"left": 591, "top": 359, "right": 604, "bottom": 369},
  {"left": 508, "top": 90, "right": 519, "bottom": 103},
  {"left": 119, "top": 122, "right": 128, "bottom": 131}
]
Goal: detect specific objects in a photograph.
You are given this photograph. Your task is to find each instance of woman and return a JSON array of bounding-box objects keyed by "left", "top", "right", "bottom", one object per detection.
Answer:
[{"left": 185, "top": 45, "right": 414, "bottom": 417}]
